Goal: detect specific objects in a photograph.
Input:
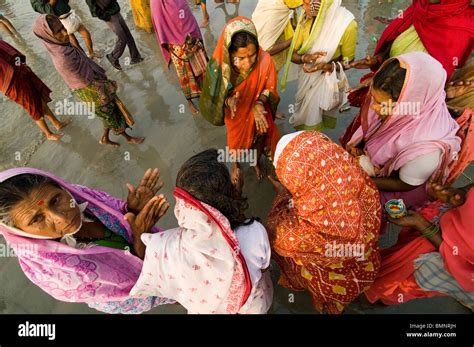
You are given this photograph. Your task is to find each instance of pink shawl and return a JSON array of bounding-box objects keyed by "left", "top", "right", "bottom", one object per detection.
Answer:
[
  {"left": 348, "top": 52, "right": 461, "bottom": 181},
  {"left": 32, "top": 15, "right": 107, "bottom": 90},
  {"left": 130, "top": 187, "right": 252, "bottom": 314},
  {"left": 0, "top": 168, "right": 169, "bottom": 313},
  {"left": 150, "top": 0, "right": 202, "bottom": 64}
]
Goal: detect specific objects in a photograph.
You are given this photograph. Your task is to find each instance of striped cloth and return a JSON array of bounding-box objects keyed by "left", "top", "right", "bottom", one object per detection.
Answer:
[{"left": 414, "top": 252, "right": 474, "bottom": 311}]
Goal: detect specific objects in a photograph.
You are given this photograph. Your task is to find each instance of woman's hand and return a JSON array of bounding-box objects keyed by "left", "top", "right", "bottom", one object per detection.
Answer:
[
  {"left": 127, "top": 168, "right": 164, "bottom": 214},
  {"left": 253, "top": 102, "right": 269, "bottom": 133},
  {"left": 124, "top": 195, "right": 169, "bottom": 259},
  {"left": 346, "top": 55, "right": 379, "bottom": 70},
  {"left": 387, "top": 210, "right": 429, "bottom": 230},
  {"left": 226, "top": 91, "right": 240, "bottom": 119},
  {"left": 445, "top": 80, "right": 473, "bottom": 99},
  {"left": 302, "top": 51, "right": 327, "bottom": 64},
  {"left": 427, "top": 181, "right": 466, "bottom": 207},
  {"left": 303, "top": 62, "right": 334, "bottom": 74}
]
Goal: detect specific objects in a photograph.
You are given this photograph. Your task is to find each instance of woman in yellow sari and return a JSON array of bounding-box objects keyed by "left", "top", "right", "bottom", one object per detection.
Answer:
[
  {"left": 281, "top": 0, "right": 357, "bottom": 130},
  {"left": 130, "top": 0, "right": 153, "bottom": 33}
]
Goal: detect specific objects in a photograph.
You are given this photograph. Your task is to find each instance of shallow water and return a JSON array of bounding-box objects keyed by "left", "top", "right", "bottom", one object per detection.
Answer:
[{"left": 0, "top": 0, "right": 470, "bottom": 314}]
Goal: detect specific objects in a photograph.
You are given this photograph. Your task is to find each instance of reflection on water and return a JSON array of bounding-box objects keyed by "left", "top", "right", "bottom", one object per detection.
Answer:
[{"left": 0, "top": 0, "right": 469, "bottom": 314}]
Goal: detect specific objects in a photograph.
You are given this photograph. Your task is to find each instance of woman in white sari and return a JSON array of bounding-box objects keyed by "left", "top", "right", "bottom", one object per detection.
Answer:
[
  {"left": 282, "top": 0, "right": 357, "bottom": 130},
  {"left": 130, "top": 149, "right": 273, "bottom": 314},
  {"left": 251, "top": 0, "right": 302, "bottom": 72}
]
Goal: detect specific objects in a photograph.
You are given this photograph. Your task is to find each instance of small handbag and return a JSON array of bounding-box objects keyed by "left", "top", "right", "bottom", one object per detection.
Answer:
[{"left": 185, "top": 35, "right": 209, "bottom": 77}]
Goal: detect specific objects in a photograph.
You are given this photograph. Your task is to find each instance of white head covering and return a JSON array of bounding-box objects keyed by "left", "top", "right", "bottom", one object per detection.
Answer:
[{"left": 273, "top": 131, "right": 304, "bottom": 168}]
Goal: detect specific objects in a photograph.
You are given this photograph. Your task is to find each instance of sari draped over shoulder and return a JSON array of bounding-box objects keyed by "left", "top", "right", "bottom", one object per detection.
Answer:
[
  {"left": 0, "top": 168, "right": 173, "bottom": 314},
  {"left": 346, "top": 53, "right": 463, "bottom": 209},
  {"left": 130, "top": 188, "right": 267, "bottom": 314},
  {"left": 252, "top": 0, "right": 302, "bottom": 71},
  {"left": 374, "top": 0, "right": 474, "bottom": 80},
  {"left": 267, "top": 131, "right": 381, "bottom": 314},
  {"left": 280, "top": 0, "right": 355, "bottom": 130},
  {"left": 200, "top": 17, "right": 281, "bottom": 156},
  {"left": 343, "top": 0, "right": 473, "bottom": 129}
]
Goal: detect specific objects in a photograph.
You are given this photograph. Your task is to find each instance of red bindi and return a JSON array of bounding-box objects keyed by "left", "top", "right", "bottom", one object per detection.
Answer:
[{"left": 37, "top": 200, "right": 45, "bottom": 206}]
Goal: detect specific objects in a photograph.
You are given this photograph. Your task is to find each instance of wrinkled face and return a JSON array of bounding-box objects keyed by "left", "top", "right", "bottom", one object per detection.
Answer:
[
  {"left": 49, "top": 17, "right": 69, "bottom": 43},
  {"left": 303, "top": 0, "right": 320, "bottom": 17},
  {"left": 230, "top": 44, "right": 257, "bottom": 74},
  {"left": 10, "top": 184, "right": 81, "bottom": 238},
  {"left": 371, "top": 88, "right": 395, "bottom": 121}
]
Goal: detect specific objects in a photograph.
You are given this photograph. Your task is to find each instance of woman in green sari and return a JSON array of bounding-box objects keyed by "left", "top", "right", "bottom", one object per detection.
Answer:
[{"left": 33, "top": 14, "right": 144, "bottom": 148}]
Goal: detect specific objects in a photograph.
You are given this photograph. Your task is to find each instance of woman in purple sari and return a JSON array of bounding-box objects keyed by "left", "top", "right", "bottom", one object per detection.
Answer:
[
  {"left": 151, "top": 0, "right": 206, "bottom": 115},
  {"left": 0, "top": 167, "right": 173, "bottom": 313}
]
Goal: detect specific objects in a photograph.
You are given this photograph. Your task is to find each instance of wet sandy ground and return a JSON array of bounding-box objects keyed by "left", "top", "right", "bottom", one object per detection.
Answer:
[{"left": 0, "top": 0, "right": 471, "bottom": 314}]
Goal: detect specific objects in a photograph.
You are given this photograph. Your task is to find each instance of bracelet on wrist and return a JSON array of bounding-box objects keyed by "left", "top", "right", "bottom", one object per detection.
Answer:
[{"left": 421, "top": 224, "right": 440, "bottom": 239}]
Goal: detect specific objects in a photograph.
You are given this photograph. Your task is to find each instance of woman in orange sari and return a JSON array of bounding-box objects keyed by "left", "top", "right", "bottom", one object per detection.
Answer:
[
  {"left": 267, "top": 131, "right": 381, "bottom": 313},
  {"left": 365, "top": 182, "right": 474, "bottom": 310},
  {"left": 200, "top": 17, "right": 281, "bottom": 182}
]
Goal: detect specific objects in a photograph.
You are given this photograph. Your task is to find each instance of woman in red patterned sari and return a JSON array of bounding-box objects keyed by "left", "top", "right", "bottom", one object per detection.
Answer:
[{"left": 267, "top": 131, "right": 381, "bottom": 313}]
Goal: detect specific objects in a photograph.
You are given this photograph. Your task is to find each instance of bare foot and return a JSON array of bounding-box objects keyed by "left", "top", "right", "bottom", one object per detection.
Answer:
[
  {"left": 46, "top": 133, "right": 63, "bottom": 141},
  {"left": 88, "top": 52, "right": 103, "bottom": 59},
  {"left": 188, "top": 100, "right": 200, "bottom": 115},
  {"left": 99, "top": 137, "right": 121, "bottom": 148},
  {"left": 200, "top": 20, "right": 209, "bottom": 28},
  {"left": 126, "top": 136, "right": 145, "bottom": 145},
  {"left": 54, "top": 118, "right": 72, "bottom": 130},
  {"left": 275, "top": 112, "right": 286, "bottom": 120},
  {"left": 254, "top": 164, "right": 265, "bottom": 180}
]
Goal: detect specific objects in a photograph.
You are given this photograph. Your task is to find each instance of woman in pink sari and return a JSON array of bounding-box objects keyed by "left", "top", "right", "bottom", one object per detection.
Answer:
[
  {"left": 150, "top": 0, "right": 206, "bottom": 115},
  {"left": 345, "top": 52, "right": 464, "bottom": 217},
  {"left": 0, "top": 167, "right": 173, "bottom": 313}
]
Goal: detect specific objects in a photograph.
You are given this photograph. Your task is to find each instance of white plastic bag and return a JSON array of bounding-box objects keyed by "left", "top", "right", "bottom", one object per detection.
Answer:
[{"left": 320, "top": 62, "right": 349, "bottom": 111}]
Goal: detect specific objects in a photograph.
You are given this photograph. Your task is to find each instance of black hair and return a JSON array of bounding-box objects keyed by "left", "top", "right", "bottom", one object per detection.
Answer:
[
  {"left": 176, "top": 149, "right": 250, "bottom": 229},
  {"left": 0, "top": 174, "right": 58, "bottom": 226},
  {"left": 45, "top": 14, "right": 62, "bottom": 34},
  {"left": 372, "top": 59, "right": 407, "bottom": 101},
  {"left": 228, "top": 31, "right": 259, "bottom": 54}
]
